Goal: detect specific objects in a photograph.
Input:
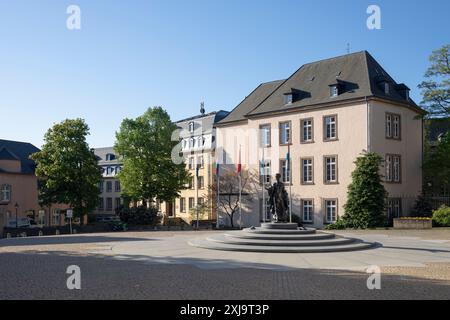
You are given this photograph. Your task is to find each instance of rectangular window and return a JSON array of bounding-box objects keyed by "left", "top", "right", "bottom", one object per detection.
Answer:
[
  {"left": 189, "top": 197, "right": 195, "bottom": 209},
  {"left": 386, "top": 113, "right": 401, "bottom": 139},
  {"left": 279, "top": 121, "right": 291, "bottom": 145},
  {"left": 115, "top": 198, "right": 121, "bottom": 209},
  {"left": 302, "top": 199, "right": 314, "bottom": 223},
  {"left": 324, "top": 115, "right": 337, "bottom": 140},
  {"left": 180, "top": 198, "right": 186, "bottom": 212},
  {"left": 197, "top": 176, "right": 204, "bottom": 189},
  {"left": 198, "top": 156, "right": 204, "bottom": 168},
  {"left": 115, "top": 180, "right": 121, "bottom": 192},
  {"left": 385, "top": 154, "right": 401, "bottom": 183},
  {"left": 198, "top": 197, "right": 204, "bottom": 207},
  {"left": 324, "top": 156, "right": 338, "bottom": 183},
  {"left": 280, "top": 159, "right": 291, "bottom": 184},
  {"left": 98, "top": 198, "right": 104, "bottom": 211},
  {"left": 189, "top": 177, "right": 195, "bottom": 189},
  {"left": 106, "top": 181, "right": 112, "bottom": 193},
  {"left": 387, "top": 198, "right": 402, "bottom": 220},
  {"left": 1, "top": 184, "right": 11, "bottom": 202},
  {"left": 330, "top": 85, "right": 339, "bottom": 97},
  {"left": 106, "top": 197, "right": 113, "bottom": 211},
  {"left": 325, "top": 199, "right": 337, "bottom": 223},
  {"left": 188, "top": 157, "right": 195, "bottom": 170},
  {"left": 260, "top": 160, "right": 271, "bottom": 185},
  {"left": 99, "top": 181, "right": 104, "bottom": 193},
  {"left": 301, "top": 158, "right": 314, "bottom": 184},
  {"left": 300, "top": 118, "right": 313, "bottom": 143},
  {"left": 260, "top": 124, "right": 271, "bottom": 147}
]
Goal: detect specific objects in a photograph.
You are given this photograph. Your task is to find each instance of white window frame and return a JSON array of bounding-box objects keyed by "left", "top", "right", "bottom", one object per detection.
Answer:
[
  {"left": 260, "top": 124, "right": 271, "bottom": 147},
  {"left": 279, "top": 122, "right": 291, "bottom": 145},
  {"left": 281, "top": 159, "right": 291, "bottom": 184},
  {"left": 324, "top": 156, "right": 337, "bottom": 183},
  {"left": 325, "top": 199, "right": 337, "bottom": 223},
  {"left": 301, "top": 118, "right": 313, "bottom": 142},
  {"left": 1, "top": 184, "right": 11, "bottom": 202},
  {"left": 301, "top": 158, "right": 313, "bottom": 184},
  {"left": 302, "top": 199, "right": 313, "bottom": 223},
  {"left": 324, "top": 115, "right": 337, "bottom": 140}
]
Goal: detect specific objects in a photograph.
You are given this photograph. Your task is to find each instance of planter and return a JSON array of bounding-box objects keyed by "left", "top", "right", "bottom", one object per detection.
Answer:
[{"left": 393, "top": 218, "right": 432, "bottom": 229}]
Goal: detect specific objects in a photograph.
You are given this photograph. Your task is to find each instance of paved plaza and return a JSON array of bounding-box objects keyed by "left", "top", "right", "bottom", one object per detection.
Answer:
[{"left": 0, "top": 229, "right": 450, "bottom": 299}]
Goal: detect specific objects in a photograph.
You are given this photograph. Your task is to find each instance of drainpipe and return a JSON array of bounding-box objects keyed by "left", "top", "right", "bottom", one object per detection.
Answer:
[{"left": 366, "top": 96, "right": 371, "bottom": 152}]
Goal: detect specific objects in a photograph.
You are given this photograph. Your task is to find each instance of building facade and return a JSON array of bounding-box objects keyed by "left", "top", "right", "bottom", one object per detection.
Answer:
[
  {"left": 215, "top": 51, "right": 424, "bottom": 228},
  {"left": 161, "top": 108, "right": 229, "bottom": 224},
  {"left": 93, "top": 147, "right": 123, "bottom": 216},
  {"left": 0, "top": 139, "right": 68, "bottom": 229}
]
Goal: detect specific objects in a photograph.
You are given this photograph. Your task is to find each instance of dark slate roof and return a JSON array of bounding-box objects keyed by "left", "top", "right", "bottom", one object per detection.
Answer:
[
  {"left": 177, "top": 110, "right": 230, "bottom": 136},
  {"left": 0, "top": 147, "right": 19, "bottom": 161},
  {"left": 0, "top": 139, "right": 40, "bottom": 174},
  {"left": 217, "top": 80, "right": 284, "bottom": 125},
  {"left": 219, "top": 51, "right": 422, "bottom": 123}
]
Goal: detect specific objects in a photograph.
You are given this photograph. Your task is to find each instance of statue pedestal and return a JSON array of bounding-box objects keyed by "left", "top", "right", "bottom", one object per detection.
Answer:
[{"left": 260, "top": 222, "right": 298, "bottom": 230}]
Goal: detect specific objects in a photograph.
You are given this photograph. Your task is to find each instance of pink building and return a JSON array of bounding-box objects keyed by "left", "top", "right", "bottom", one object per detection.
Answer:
[{"left": 0, "top": 139, "right": 68, "bottom": 229}]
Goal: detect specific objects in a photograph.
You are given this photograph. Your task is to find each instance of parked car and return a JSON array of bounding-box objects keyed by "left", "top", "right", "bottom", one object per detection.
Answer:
[
  {"left": 96, "top": 215, "right": 121, "bottom": 223},
  {"left": 6, "top": 217, "right": 39, "bottom": 228}
]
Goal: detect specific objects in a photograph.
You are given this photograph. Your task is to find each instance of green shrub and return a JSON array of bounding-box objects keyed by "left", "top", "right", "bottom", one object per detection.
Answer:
[
  {"left": 411, "top": 194, "right": 433, "bottom": 217},
  {"left": 432, "top": 205, "right": 450, "bottom": 226},
  {"left": 117, "top": 205, "right": 161, "bottom": 226},
  {"left": 325, "top": 219, "right": 347, "bottom": 230}
]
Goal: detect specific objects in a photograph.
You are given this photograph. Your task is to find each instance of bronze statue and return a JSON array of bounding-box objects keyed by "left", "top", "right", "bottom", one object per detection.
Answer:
[{"left": 266, "top": 173, "right": 289, "bottom": 223}]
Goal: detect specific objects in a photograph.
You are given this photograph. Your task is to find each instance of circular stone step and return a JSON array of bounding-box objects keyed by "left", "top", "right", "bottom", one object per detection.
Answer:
[
  {"left": 208, "top": 235, "right": 355, "bottom": 247},
  {"left": 261, "top": 223, "right": 299, "bottom": 230},
  {"left": 244, "top": 227, "right": 316, "bottom": 235},
  {"left": 226, "top": 231, "right": 335, "bottom": 241},
  {"left": 188, "top": 238, "right": 374, "bottom": 253},
  {"left": 188, "top": 225, "right": 374, "bottom": 253}
]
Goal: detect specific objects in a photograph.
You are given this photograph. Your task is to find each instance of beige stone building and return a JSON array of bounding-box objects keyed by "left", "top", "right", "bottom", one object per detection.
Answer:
[
  {"left": 161, "top": 109, "right": 229, "bottom": 224},
  {"left": 92, "top": 147, "right": 123, "bottom": 217},
  {"left": 215, "top": 51, "right": 424, "bottom": 228}
]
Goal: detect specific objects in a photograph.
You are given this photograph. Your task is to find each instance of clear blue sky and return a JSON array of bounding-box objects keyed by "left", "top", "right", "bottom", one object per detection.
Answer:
[{"left": 1, "top": 0, "right": 449, "bottom": 148}]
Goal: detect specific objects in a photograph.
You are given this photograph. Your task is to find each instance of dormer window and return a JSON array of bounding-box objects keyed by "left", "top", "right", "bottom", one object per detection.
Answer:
[
  {"left": 284, "top": 93, "right": 293, "bottom": 105},
  {"left": 384, "top": 82, "right": 390, "bottom": 94},
  {"left": 106, "top": 153, "right": 115, "bottom": 161},
  {"left": 188, "top": 122, "right": 194, "bottom": 133},
  {"left": 395, "top": 83, "right": 411, "bottom": 101},
  {"left": 330, "top": 85, "right": 339, "bottom": 97}
]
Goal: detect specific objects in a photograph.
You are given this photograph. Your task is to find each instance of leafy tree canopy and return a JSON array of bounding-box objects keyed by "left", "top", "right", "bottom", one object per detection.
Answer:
[
  {"left": 114, "top": 106, "right": 190, "bottom": 203},
  {"left": 31, "top": 119, "right": 102, "bottom": 223},
  {"left": 419, "top": 44, "right": 450, "bottom": 117}
]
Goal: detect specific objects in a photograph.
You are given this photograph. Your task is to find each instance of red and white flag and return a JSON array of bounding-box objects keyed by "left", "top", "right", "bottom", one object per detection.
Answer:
[{"left": 237, "top": 146, "right": 242, "bottom": 174}]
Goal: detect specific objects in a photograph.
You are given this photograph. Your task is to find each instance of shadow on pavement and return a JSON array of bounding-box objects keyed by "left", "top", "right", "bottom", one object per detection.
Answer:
[
  {"left": 0, "top": 235, "right": 157, "bottom": 247},
  {"left": 0, "top": 250, "right": 449, "bottom": 300}
]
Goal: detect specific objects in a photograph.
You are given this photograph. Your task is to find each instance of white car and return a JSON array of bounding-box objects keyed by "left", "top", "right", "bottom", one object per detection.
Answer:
[{"left": 6, "top": 217, "right": 39, "bottom": 228}]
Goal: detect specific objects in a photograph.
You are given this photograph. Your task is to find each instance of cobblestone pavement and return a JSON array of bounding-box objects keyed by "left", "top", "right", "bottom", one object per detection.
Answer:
[{"left": 0, "top": 230, "right": 449, "bottom": 299}]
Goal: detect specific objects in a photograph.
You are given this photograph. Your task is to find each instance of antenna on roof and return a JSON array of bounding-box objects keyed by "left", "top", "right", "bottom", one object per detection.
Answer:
[
  {"left": 346, "top": 43, "right": 351, "bottom": 54},
  {"left": 200, "top": 101, "right": 205, "bottom": 115}
]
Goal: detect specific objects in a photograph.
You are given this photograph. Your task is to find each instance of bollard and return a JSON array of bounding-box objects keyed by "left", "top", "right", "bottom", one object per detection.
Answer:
[
  {"left": 38, "top": 231, "right": 43, "bottom": 237},
  {"left": 6, "top": 233, "right": 11, "bottom": 239},
  {"left": 55, "top": 229, "right": 60, "bottom": 235}
]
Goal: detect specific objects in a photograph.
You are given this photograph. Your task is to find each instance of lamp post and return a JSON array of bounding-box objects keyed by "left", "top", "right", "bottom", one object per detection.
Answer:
[{"left": 14, "top": 202, "right": 19, "bottom": 228}]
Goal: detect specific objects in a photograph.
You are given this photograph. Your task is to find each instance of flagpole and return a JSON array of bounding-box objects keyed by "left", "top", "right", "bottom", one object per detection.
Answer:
[
  {"left": 288, "top": 143, "right": 292, "bottom": 223},
  {"left": 262, "top": 147, "right": 266, "bottom": 223},
  {"left": 216, "top": 162, "right": 220, "bottom": 229},
  {"left": 238, "top": 145, "right": 242, "bottom": 229},
  {"left": 196, "top": 164, "right": 199, "bottom": 230}
]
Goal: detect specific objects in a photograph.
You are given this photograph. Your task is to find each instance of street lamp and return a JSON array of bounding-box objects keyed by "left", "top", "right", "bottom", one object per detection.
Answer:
[{"left": 14, "top": 202, "right": 19, "bottom": 228}]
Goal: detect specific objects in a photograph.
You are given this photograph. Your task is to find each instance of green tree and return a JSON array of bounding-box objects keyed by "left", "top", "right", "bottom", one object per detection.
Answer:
[
  {"left": 342, "top": 152, "right": 387, "bottom": 229},
  {"left": 423, "top": 132, "right": 450, "bottom": 190},
  {"left": 115, "top": 107, "right": 190, "bottom": 204},
  {"left": 418, "top": 45, "right": 450, "bottom": 117},
  {"left": 31, "top": 119, "right": 102, "bottom": 224}
]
